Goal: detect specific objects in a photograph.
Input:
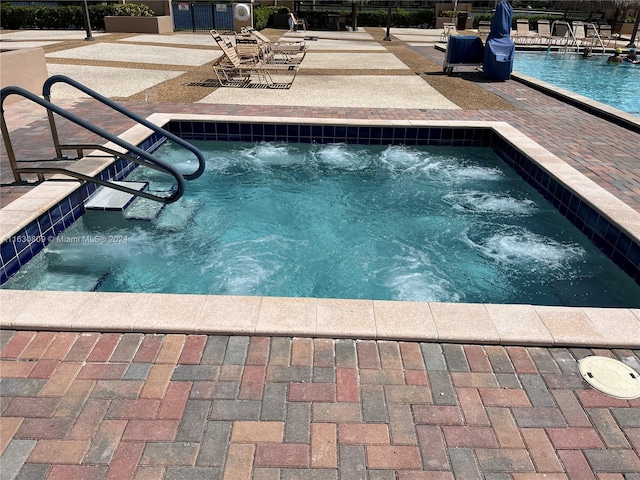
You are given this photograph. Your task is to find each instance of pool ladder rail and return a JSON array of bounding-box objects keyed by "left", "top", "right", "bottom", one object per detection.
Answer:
[
  {"left": 0, "top": 75, "right": 207, "bottom": 204},
  {"left": 550, "top": 20, "right": 607, "bottom": 55}
]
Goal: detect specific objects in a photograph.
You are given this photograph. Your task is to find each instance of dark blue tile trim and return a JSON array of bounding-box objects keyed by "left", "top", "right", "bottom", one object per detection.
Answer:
[
  {"left": 490, "top": 133, "right": 639, "bottom": 284},
  {"left": 2, "top": 121, "right": 638, "bottom": 289},
  {"left": 171, "top": 121, "right": 493, "bottom": 148}
]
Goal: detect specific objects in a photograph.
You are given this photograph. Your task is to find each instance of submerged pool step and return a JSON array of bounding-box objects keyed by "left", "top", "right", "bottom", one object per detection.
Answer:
[
  {"left": 31, "top": 271, "right": 108, "bottom": 292},
  {"left": 154, "top": 199, "right": 201, "bottom": 232},
  {"left": 45, "top": 245, "right": 115, "bottom": 274},
  {"left": 84, "top": 181, "right": 148, "bottom": 211},
  {"left": 123, "top": 196, "right": 166, "bottom": 221}
]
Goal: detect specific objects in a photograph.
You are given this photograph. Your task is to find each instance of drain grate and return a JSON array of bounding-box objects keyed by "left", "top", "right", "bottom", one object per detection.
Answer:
[{"left": 578, "top": 356, "right": 640, "bottom": 400}]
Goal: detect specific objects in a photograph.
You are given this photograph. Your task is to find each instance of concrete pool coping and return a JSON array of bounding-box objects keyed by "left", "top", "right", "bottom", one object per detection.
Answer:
[
  {"left": 510, "top": 72, "right": 640, "bottom": 134},
  {"left": 1, "top": 115, "right": 640, "bottom": 348},
  {"left": 432, "top": 42, "right": 640, "bottom": 133}
]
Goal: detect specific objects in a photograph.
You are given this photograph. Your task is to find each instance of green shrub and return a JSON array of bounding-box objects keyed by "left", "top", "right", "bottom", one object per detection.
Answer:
[
  {"left": 253, "top": 6, "right": 280, "bottom": 31},
  {"left": 0, "top": 4, "right": 32, "bottom": 29},
  {"left": 0, "top": 3, "right": 154, "bottom": 30},
  {"left": 110, "top": 3, "right": 154, "bottom": 17},
  {"left": 318, "top": 8, "right": 434, "bottom": 28},
  {"left": 89, "top": 5, "right": 116, "bottom": 29},
  {"left": 34, "top": 5, "right": 82, "bottom": 29}
]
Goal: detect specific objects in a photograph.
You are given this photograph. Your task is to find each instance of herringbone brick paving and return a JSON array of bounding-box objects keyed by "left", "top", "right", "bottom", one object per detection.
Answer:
[{"left": 1, "top": 331, "right": 639, "bottom": 479}]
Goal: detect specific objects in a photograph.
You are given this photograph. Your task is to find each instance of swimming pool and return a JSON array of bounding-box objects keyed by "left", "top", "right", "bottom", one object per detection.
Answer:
[
  {"left": 4, "top": 138, "right": 640, "bottom": 307},
  {"left": 513, "top": 52, "right": 640, "bottom": 115}
]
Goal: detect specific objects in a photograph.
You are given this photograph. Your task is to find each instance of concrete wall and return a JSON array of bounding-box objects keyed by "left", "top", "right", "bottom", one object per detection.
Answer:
[
  {"left": 105, "top": 0, "right": 173, "bottom": 33},
  {"left": 0, "top": 48, "right": 49, "bottom": 106}
]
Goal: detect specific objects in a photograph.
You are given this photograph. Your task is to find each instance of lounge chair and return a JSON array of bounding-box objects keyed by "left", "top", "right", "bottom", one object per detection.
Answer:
[
  {"left": 598, "top": 24, "right": 616, "bottom": 47},
  {"left": 535, "top": 19, "right": 552, "bottom": 45},
  {"left": 240, "top": 27, "right": 307, "bottom": 63},
  {"left": 572, "top": 21, "right": 587, "bottom": 47},
  {"left": 514, "top": 19, "right": 533, "bottom": 45},
  {"left": 210, "top": 30, "right": 300, "bottom": 89},
  {"left": 551, "top": 21, "right": 571, "bottom": 46},
  {"left": 234, "top": 36, "right": 281, "bottom": 64}
]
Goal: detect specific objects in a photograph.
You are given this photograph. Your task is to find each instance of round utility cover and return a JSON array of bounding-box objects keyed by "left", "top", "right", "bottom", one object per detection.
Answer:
[{"left": 578, "top": 356, "right": 640, "bottom": 400}]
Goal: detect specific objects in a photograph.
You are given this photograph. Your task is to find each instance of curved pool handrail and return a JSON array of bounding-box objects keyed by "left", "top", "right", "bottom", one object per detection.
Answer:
[
  {"left": 42, "top": 74, "right": 206, "bottom": 181},
  {"left": 0, "top": 85, "right": 185, "bottom": 204}
]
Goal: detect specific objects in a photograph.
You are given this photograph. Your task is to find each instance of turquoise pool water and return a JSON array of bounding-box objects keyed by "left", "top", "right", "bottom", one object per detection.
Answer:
[
  {"left": 4, "top": 141, "right": 640, "bottom": 307},
  {"left": 513, "top": 52, "right": 640, "bottom": 115}
]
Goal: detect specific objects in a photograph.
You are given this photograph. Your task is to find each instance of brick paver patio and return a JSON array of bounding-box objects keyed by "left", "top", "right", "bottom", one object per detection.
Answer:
[{"left": 2, "top": 331, "right": 639, "bottom": 479}]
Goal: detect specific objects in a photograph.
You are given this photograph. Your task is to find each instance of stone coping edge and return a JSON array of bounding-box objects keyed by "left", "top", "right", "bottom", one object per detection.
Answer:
[
  {"left": 1, "top": 289, "right": 639, "bottom": 348},
  {"left": 2, "top": 115, "right": 640, "bottom": 349}
]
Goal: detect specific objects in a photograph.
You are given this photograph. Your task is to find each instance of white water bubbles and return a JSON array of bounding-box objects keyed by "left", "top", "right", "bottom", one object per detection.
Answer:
[
  {"left": 312, "top": 143, "right": 371, "bottom": 171},
  {"left": 381, "top": 241, "right": 463, "bottom": 303},
  {"left": 461, "top": 226, "right": 586, "bottom": 275},
  {"left": 443, "top": 191, "right": 537, "bottom": 217},
  {"left": 211, "top": 142, "right": 300, "bottom": 172}
]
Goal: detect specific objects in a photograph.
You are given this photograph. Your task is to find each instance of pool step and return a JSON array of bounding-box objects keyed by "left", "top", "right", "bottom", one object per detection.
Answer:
[
  {"left": 31, "top": 271, "right": 108, "bottom": 292},
  {"left": 154, "top": 198, "right": 201, "bottom": 232},
  {"left": 45, "top": 244, "right": 116, "bottom": 274},
  {"left": 123, "top": 196, "right": 166, "bottom": 221},
  {"left": 84, "top": 181, "right": 148, "bottom": 211}
]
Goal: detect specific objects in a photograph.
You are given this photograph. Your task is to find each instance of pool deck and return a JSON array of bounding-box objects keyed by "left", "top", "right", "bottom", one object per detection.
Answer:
[{"left": 1, "top": 28, "right": 639, "bottom": 479}]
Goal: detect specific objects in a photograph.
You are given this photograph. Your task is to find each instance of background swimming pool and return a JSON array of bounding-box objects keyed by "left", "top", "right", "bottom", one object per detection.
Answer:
[
  {"left": 5, "top": 141, "right": 640, "bottom": 307},
  {"left": 513, "top": 52, "right": 640, "bottom": 115}
]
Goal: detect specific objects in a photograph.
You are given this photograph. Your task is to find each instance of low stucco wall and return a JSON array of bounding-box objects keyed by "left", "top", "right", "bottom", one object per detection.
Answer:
[
  {"left": 104, "top": 15, "right": 173, "bottom": 34},
  {"left": 0, "top": 47, "right": 49, "bottom": 106}
]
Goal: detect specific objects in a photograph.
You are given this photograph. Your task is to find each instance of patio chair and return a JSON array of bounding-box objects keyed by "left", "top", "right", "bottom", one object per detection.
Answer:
[
  {"left": 210, "top": 30, "right": 301, "bottom": 89},
  {"left": 477, "top": 21, "right": 491, "bottom": 41},
  {"left": 598, "top": 24, "right": 616, "bottom": 47},
  {"left": 293, "top": 17, "right": 307, "bottom": 32},
  {"left": 234, "top": 35, "right": 281, "bottom": 64},
  {"left": 572, "top": 21, "right": 587, "bottom": 46},
  {"left": 440, "top": 23, "right": 457, "bottom": 42},
  {"left": 240, "top": 27, "right": 307, "bottom": 63},
  {"left": 535, "top": 19, "right": 552, "bottom": 45},
  {"left": 585, "top": 23, "right": 597, "bottom": 39},
  {"left": 551, "top": 21, "right": 571, "bottom": 47},
  {"left": 514, "top": 19, "right": 533, "bottom": 45}
]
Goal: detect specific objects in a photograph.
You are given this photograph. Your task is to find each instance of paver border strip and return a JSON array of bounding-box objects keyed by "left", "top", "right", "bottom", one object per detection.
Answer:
[{"left": 1, "top": 115, "right": 639, "bottom": 348}]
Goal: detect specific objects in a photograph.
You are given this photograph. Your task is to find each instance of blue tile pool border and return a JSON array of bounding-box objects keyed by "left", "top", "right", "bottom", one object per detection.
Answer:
[
  {"left": 2, "top": 121, "right": 638, "bottom": 287},
  {"left": 0, "top": 133, "right": 165, "bottom": 284}
]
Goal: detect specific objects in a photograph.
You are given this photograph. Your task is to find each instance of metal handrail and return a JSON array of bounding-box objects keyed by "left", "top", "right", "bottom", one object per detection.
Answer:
[
  {"left": 42, "top": 75, "right": 206, "bottom": 180},
  {"left": 585, "top": 22, "right": 606, "bottom": 55},
  {"left": 551, "top": 20, "right": 580, "bottom": 53},
  {"left": 1, "top": 85, "right": 185, "bottom": 204},
  {"left": 14, "top": 167, "right": 181, "bottom": 203}
]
